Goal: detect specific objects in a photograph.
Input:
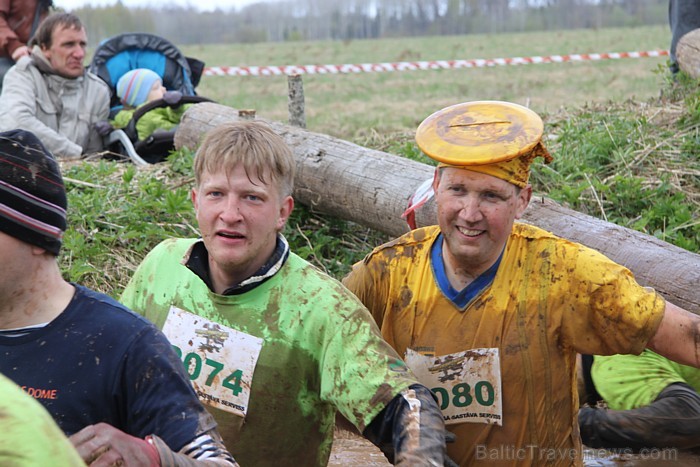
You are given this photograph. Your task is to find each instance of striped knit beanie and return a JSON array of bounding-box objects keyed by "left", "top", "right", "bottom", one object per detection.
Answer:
[
  {"left": 116, "top": 68, "right": 162, "bottom": 107},
  {"left": 0, "top": 130, "right": 67, "bottom": 255}
]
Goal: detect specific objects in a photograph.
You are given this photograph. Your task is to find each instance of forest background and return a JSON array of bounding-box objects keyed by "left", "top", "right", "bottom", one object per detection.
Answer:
[
  {"left": 74, "top": 0, "right": 667, "bottom": 44},
  {"left": 55, "top": 0, "right": 698, "bottom": 298}
]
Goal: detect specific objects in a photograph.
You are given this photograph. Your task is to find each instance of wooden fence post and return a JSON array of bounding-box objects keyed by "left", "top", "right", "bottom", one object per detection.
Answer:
[{"left": 287, "top": 74, "right": 306, "bottom": 128}]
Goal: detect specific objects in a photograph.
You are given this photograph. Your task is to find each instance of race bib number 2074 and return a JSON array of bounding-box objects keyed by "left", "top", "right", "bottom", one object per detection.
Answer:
[{"left": 162, "top": 306, "right": 263, "bottom": 418}]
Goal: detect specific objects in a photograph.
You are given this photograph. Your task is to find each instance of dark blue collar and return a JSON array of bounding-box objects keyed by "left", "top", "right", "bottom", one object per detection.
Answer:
[{"left": 430, "top": 234, "right": 503, "bottom": 309}]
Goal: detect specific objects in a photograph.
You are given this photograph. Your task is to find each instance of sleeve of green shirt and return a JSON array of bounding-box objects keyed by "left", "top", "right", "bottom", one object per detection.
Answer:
[
  {"left": 0, "top": 374, "right": 86, "bottom": 466},
  {"left": 592, "top": 350, "right": 700, "bottom": 410}
]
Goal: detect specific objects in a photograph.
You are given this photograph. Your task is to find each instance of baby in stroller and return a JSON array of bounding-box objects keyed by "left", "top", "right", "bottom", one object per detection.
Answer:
[
  {"left": 111, "top": 68, "right": 192, "bottom": 141},
  {"left": 90, "top": 32, "right": 212, "bottom": 164}
]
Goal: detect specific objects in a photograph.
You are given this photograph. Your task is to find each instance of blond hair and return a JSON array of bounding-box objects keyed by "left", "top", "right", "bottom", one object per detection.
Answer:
[{"left": 193, "top": 121, "right": 295, "bottom": 197}]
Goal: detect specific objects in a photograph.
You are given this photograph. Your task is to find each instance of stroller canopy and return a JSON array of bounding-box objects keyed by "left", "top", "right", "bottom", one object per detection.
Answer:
[
  {"left": 87, "top": 32, "right": 211, "bottom": 165},
  {"left": 88, "top": 32, "right": 205, "bottom": 109}
]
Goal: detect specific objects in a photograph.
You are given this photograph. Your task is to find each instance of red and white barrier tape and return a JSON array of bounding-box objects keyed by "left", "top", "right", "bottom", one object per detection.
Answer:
[{"left": 203, "top": 49, "right": 669, "bottom": 77}]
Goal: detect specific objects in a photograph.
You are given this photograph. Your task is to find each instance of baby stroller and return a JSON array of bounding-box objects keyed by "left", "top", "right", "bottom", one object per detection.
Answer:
[{"left": 88, "top": 33, "right": 213, "bottom": 165}]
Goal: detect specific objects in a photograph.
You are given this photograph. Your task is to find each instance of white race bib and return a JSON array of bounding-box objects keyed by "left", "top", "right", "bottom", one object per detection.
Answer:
[
  {"left": 162, "top": 306, "right": 263, "bottom": 418},
  {"left": 405, "top": 348, "right": 502, "bottom": 426}
]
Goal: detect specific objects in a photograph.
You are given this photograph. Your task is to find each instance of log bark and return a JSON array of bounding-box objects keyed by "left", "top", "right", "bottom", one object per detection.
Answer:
[
  {"left": 677, "top": 28, "right": 700, "bottom": 78},
  {"left": 175, "top": 102, "right": 700, "bottom": 314}
]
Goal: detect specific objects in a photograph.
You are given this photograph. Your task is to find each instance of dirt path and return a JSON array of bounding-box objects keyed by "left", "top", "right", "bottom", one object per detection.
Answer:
[
  {"left": 328, "top": 430, "right": 700, "bottom": 466},
  {"left": 329, "top": 429, "right": 390, "bottom": 467}
]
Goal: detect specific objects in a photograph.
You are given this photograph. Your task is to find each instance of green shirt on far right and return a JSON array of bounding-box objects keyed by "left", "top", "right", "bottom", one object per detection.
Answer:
[{"left": 592, "top": 349, "right": 700, "bottom": 410}]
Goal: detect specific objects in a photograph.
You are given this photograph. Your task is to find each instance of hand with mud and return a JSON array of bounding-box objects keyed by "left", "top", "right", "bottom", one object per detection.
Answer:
[
  {"left": 69, "top": 423, "right": 160, "bottom": 466},
  {"left": 363, "top": 384, "right": 453, "bottom": 466}
]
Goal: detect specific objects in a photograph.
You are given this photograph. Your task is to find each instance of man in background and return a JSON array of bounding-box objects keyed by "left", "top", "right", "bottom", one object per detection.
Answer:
[
  {"left": 0, "top": 12, "right": 109, "bottom": 159},
  {"left": 579, "top": 350, "right": 700, "bottom": 451}
]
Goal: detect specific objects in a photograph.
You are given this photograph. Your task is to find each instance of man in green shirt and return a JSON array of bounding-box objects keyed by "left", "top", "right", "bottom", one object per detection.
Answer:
[
  {"left": 121, "top": 120, "right": 449, "bottom": 467},
  {"left": 579, "top": 350, "right": 700, "bottom": 450}
]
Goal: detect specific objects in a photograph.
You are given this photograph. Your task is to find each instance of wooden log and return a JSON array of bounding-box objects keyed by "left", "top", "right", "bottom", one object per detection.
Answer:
[
  {"left": 175, "top": 102, "right": 700, "bottom": 314},
  {"left": 676, "top": 28, "right": 700, "bottom": 78}
]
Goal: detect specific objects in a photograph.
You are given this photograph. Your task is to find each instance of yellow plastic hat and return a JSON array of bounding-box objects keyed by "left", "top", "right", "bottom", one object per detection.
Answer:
[{"left": 416, "top": 101, "right": 552, "bottom": 187}]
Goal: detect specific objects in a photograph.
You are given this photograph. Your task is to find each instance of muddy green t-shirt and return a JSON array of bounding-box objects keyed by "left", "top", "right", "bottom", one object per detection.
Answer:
[
  {"left": 0, "top": 374, "right": 85, "bottom": 466},
  {"left": 592, "top": 349, "right": 700, "bottom": 410},
  {"left": 121, "top": 238, "right": 416, "bottom": 467}
]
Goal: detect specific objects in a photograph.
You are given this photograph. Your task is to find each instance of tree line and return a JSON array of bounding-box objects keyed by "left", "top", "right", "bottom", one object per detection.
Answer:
[{"left": 67, "top": 0, "right": 669, "bottom": 46}]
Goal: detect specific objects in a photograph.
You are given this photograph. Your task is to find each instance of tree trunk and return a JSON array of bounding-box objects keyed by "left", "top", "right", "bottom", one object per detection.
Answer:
[
  {"left": 175, "top": 102, "right": 700, "bottom": 314},
  {"left": 677, "top": 28, "right": 700, "bottom": 78}
]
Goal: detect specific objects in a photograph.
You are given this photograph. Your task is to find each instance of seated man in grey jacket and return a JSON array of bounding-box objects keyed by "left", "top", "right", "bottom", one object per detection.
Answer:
[{"left": 0, "top": 12, "right": 108, "bottom": 159}]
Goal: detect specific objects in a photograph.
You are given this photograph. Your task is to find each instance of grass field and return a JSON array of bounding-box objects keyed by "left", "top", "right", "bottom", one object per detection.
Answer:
[
  {"left": 182, "top": 25, "right": 672, "bottom": 142},
  {"left": 59, "top": 25, "right": 697, "bottom": 296}
]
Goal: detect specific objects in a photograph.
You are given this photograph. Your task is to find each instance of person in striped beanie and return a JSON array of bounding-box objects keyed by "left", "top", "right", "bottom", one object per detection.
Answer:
[
  {"left": 0, "top": 128, "right": 238, "bottom": 467},
  {"left": 0, "top": 128, "right": 66, "bottom": 255}
]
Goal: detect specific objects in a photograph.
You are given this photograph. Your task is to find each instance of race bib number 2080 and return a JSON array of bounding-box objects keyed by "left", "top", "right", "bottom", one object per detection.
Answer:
[
  {"left": 405, "top": 348, "right": 502, "bottom": 426},
  {"left": 162, "top": 306, "right": 263, "bottom": 418}
]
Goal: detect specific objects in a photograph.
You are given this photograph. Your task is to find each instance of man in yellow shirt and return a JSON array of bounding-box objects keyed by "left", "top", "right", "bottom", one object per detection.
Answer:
[{"left": 343, "top": 100, "right": 700, "bottom": 466}]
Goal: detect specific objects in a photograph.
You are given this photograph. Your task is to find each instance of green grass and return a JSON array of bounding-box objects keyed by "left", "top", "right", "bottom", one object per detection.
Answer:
[
  {"left": 529, "top": 97, "right": 699, "bottom": 252},
  {"left": 185, "top": 26, "right": 671, "bottom": 141},
  {"left": 58, "top": 26, "right": 698, "bottom": 299}
]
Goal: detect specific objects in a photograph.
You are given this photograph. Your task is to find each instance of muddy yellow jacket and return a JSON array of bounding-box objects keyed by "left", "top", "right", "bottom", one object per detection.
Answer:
[{"left": 344, "top": 223, "right": 665, "bottom": 467}]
